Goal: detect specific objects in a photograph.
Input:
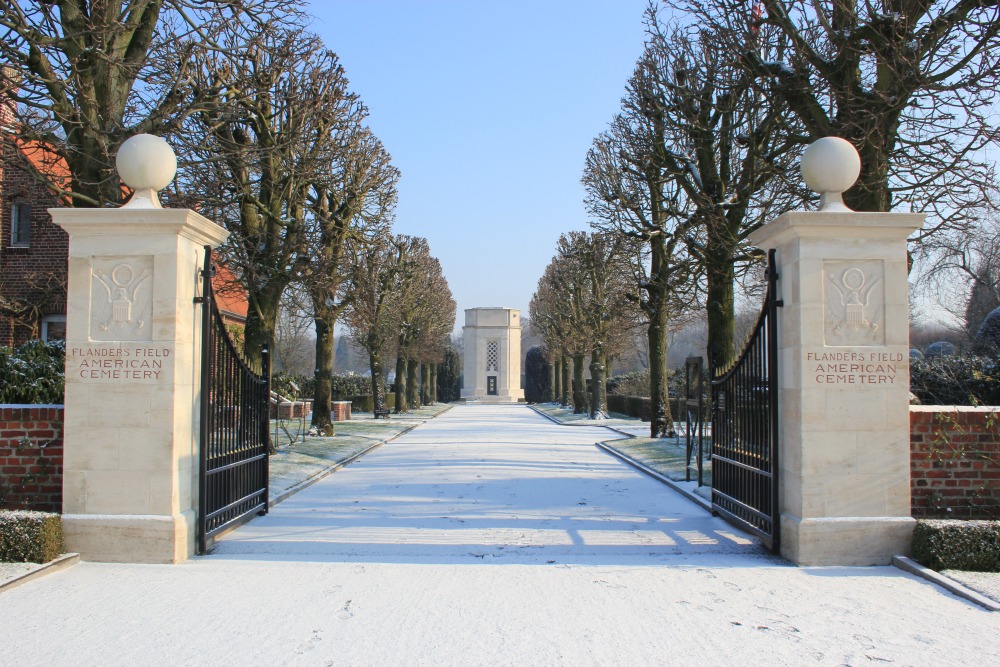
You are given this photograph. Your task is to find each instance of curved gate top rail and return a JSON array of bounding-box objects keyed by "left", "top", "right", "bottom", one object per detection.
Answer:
[
  {"left": 711, "top": 249, "right": 781, "bottom": 553},
  {"left": 196, "top": 246, "right": 270, "bottom": 554}
]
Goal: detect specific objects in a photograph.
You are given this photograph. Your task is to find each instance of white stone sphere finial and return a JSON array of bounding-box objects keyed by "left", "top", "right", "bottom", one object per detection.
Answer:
[
  {"left": 116, "top": 134, "right": 177, "bottom": 209},
  {"left": 800, "top": 137, "right": 861, "bottom": 212}
]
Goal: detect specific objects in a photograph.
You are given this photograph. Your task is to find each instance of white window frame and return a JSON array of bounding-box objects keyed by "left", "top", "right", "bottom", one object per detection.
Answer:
[
  {"left": 41, "top": 314, "right": 66, "bottom": 341},
  {"left": 11, "top": 202, "right": 31, "bottom": 247}
]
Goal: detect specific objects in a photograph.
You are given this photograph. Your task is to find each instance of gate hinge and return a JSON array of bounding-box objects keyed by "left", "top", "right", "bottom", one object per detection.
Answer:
[
  {"left": 774, "top": 300, "right": 784, "bottom": 308},
  {"left": 194, "top": 296, "right": 207, "bottom": 304}
]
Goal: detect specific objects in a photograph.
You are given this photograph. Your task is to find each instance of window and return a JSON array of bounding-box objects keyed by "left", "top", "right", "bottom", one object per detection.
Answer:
[
  {"left": 41, "top": 315, "right": 66, "bottom": 342},
  {"left": 486, "top": 340, "right": 499, "bottom": 371},
  {"left": 11, "top": 202, "right": 31, "bottom": 247}
]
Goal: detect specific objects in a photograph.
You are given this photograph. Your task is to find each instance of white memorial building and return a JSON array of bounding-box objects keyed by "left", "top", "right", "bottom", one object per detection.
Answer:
[{"left": 461, "top": 307, "right": 524, "bottom": 403}]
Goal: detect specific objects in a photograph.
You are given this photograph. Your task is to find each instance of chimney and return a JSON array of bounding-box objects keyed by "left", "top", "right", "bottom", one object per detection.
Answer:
[{"left": 1, "top": 65, "right": 20, "bottom": 133}]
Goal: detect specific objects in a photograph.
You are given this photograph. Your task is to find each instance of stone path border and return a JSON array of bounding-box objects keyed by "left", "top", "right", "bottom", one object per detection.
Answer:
[
  {"left": 0, "top": 553, "right": 79, "bottom": 594},
  {"left": 892, "top": 556, "right": 1000, "bottom": 612}
]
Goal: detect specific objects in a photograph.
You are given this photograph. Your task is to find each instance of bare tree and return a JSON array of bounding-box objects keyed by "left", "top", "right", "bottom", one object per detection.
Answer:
[
  {"left": 550, "top": 232, "right": 643, "bottom": 418},
  {"left": 675, "top": 0, "right": 1000, "bottom": 236},
  {"left": 305, "top": 128, "right": 398, "bottom": 431},
  {"left": 640, "top": 12, "right": 802, "bottom": 369},
  {"left": 583, "top": 66, "right": 699, "bottom": 435},
  {"left": 916, "top": 205, "right": 1000, "bottom": 337},
  {"left": 343, "top": 234, "right": 409, "bottom": 413},
  {"left": 0, "top": 1, "right": 296, "bottom": 207},
  {"left": 390, "top": 238, "right": 455, "bottom": 413},
  {"left": 179, "top": 26, "right": 359, "bottom": 368}
]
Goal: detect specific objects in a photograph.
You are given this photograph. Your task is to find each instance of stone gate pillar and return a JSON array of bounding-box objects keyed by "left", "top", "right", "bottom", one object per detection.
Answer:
[
  {"left": 749, "top": 138, "right": 923, "bottom": 566},
  {"left": 52, "top": 135, "right": 227, "bottom": 563}
]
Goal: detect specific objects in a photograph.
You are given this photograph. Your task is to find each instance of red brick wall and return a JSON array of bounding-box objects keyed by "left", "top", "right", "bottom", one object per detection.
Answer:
[
  {"left": 911, "top": 407, "right": 1000, "bottom": 520},
  {"left": 0, "top": 142, "right": 68, "bottom": 347},
  {"left": 0, "top": 405, "right": 64, "bottom": 512}
]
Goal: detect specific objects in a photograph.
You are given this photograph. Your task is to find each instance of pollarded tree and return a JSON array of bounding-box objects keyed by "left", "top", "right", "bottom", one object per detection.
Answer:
[
  {"left": 393, "top": 244, "right": 455, "bottom": 412},
  {"left": 180, "top": 25, "right": 359, "bottom": 368},
  {"left": 554, "top": 231, "right": 643, "bottom": 419},
  {"left": 639, "top": 12, "right": 802, "bottom": 369},
  {"left": 305, "top": 128, "right": 399, "bottom": 432},
  {"left": 535, "top": 248, "right": 593, "bottom": 414},
  {"left": 677, "top": 0, "right": 1000, "bottom": 232},
  {"left": 529, "top": 266, "right": 574, "bottom": 408},
  {"left": 583, "top": 61, "right": 700, "bottom": 436},
  {"left": 343, "top": 234, "right": 409, "bottom": 413},
  {"left": 0, "top": 0, "right": 295, "bottom": 207}
]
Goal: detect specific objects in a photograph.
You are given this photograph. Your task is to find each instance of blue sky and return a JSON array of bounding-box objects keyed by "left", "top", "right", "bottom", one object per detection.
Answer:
[{"left": 306, "top": 0, "right": 653, "bottom": 330}]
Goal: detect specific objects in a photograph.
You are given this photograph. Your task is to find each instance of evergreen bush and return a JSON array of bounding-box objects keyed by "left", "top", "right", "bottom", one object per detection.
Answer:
[
  {"left": 524, "top": 347, "right": 550, "bottom": 403},
  {"left": 436, "top": 346, "right": 462, "bottom": 402},
  {"left": 912, "top": 520, "right": 1000, "bottom": 572},
  {"left": 0, "top": 510, "right": 63, "bottom": 563},
  {"left": 909, "top": 356, "right": 1000, "bottom": 406},
  {"left": 0, "top": 340, "right": 65, "bottom": 404},
  {"left": 925, "top": 341, "right": 957, "bottom": 358},
  {"left": 972, "top": 306, "right": 1000, "bottom": 356}
]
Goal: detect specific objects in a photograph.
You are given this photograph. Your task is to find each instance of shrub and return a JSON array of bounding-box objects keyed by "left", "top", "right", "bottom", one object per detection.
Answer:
[
  {"left": 524, "top": 346, "right": 551, "bottom": 403},
  {"left": 0, "top": 510, "right": 63, "bottom": 563},
  {"left": 973, "top": 306, "right": 1000, "bottom": 356},
  {"left": 925, "top": 341, "right": 957, "bottom": 358},
  {"left": 271, "top": 372, "right": 311, "bottom": 400},
  {"left": 909, "top": 355, "right": 1000, "bottom": 406},
  {"left": 0, "top": 340, "right": 65, "bottom": 404},
  {"left": 911, "top": 520, "right": 1000, "bottom": 572},
  {"left": 347, "top": 393, "right": 396, "bottom": 413},
  {"left": 608, "top": 370, "right": 650, "bottom": 396},
  {"left": 436, "top": 345, "right": 463, "bottom": 403},
  {"left": 330, "top": 373, "right": 378, "bottom": 399}
]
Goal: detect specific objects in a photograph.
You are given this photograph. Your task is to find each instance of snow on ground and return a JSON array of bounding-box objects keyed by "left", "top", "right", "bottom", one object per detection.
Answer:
[{"left": 2, "top": 404, "right": 999, "bottom": 666}]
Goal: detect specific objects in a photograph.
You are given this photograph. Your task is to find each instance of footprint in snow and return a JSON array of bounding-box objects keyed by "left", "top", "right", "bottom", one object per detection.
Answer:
[{"left": 295, "top": 631, "right": 322, "bottom": 654}]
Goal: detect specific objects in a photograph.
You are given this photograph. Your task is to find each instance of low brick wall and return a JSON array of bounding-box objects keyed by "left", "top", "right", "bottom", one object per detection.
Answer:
[
  {"left": 911, "top": 406, "right": 1000, "bottom": 520},
  {"left": 0, "top": 405, "right": 64, "bottom": 512}
]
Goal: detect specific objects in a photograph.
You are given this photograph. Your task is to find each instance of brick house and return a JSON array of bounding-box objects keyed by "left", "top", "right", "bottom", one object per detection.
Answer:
[
  {"left": 1, "top": 89, "right": 246, "bottom": 348},
  {"left": 0, "top": 93, "right": 70, "bottom": 347}
]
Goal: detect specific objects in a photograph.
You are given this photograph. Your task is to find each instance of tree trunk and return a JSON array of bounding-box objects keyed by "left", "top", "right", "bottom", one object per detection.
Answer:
[
  {"left": 648, "top": 237, "right": 675, "bottom": 438},
  {"left": 311, "top": 315, "right": 334, "bottom": 433},
  {"left": 560, "top": 355, "right": 571, "bottom": 407},
  {"left": 589, "top": 351, "right": 607, "bottom": 420},
  {"left": 370, "top": 351, "right": 386, "bottom": 412},
  {"left": 407, "top": 358, "right": 420, "bottom": 409},
  {"left": 546, "top": 358, "right": 556, "bottom": 403},
  {"left": 705, "top": 239, "right": 737, "bottom": 372},
  {"left": 243, "top": 281, "right": 284, "bottom": 372},
  {"left": 429, "top": 363, "right": 438, "bottom": 403},
  {"left": 394, "top": 353, "right": 408, "bottom": 413},
  {"left": 572, "top": 353, "right": 588, "bottom": 414},
  {"left": 420, "top": 362, "right": 432, "bottom": 404}
]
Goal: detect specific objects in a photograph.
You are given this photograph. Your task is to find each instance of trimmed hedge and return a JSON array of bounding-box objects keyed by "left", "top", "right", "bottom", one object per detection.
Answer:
[
  {"left": 911, "top": 519, "right": 1000, "bottom": 572},
  {"left": 0, "top": 510, "right": 64, "bottom": 563},
  {"left": 346, "top": 393, "right": 396, "bottom": 413}
]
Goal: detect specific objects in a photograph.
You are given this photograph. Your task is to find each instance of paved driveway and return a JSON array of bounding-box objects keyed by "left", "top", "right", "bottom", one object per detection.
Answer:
[
  {"left": 212, "top": 403, "right": 760, "bottom": 564},
  {"left": 3, "top": 404, "right": 998, "bottom": 666}
]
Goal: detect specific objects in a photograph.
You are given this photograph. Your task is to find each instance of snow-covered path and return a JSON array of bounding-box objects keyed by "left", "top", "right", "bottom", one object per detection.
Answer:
[
  {"left": 3, "top": 404, "right": 999, "bottom": 666},
  {"left": 211, "top": 403, "right": 759, "bottom": 563}
]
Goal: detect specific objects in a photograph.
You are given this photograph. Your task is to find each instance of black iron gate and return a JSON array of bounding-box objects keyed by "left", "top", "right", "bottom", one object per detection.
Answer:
[
  {"left": 196, "top": 246, "right": 270, "bottom": 554},
  {"left": 710, "top": 249, "right": 781, "bottom": 553}
]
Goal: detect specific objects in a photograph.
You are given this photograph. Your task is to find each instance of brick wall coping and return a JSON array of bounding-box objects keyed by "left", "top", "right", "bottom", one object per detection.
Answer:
[
  {"left": 910, "top": 405, "right": 999, "bottom": 413},
  {"left": 0, "top": 404, "right": 64, "bottom": 409}
]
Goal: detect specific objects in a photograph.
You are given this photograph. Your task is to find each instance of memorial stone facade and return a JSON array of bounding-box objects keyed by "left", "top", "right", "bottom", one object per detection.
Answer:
[{"left": 461, "top": 307, "right": 524, "bottom": 403}]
